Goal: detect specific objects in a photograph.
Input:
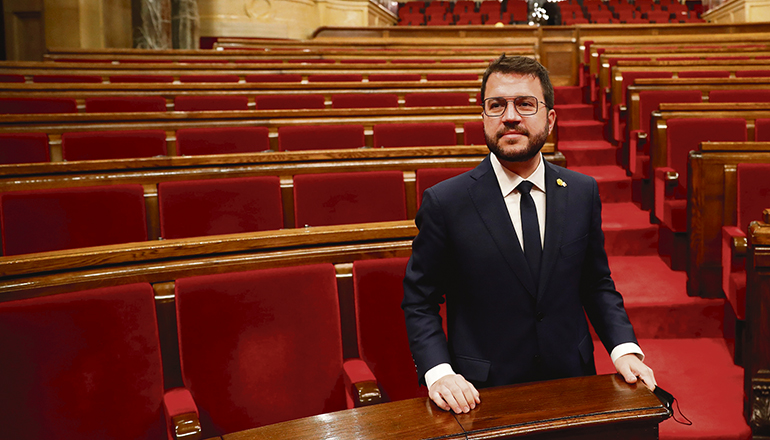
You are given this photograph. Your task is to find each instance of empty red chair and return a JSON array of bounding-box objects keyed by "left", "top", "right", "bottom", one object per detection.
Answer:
[
  {"left": 293, "top": 171, "right": 407, "bottom": 227},
  {"left": 244, "top": 74, "right": 303, "bottom": 83},
  {"left": 425, "top": 73, "right": 478, "bottom": 81},
  {"left": 463, "top": 120, "right": 485, "bottom": 146},
  {"left": 158, "top": 176, "right": 283, "bottom": 239},
  {"left": 0, "top": 184, "right": 147, "bottom": 255},
  {"left": 331, "top": 93, "right": 399, "bottom": 109},
  {"left": 0, "top": 74, "right": 25, "bottom": 82},
  {"left": 174, "top": 95, "right": 249, "bottom": 111},
  {"left": 175, "top": 264, "right": 376, "bottom": 436},
  {"left": 307, "top": 74, "right": 363, "bottom": 82},
  {"left": 0, "top": 283, "right": 194, "bottom": 440},
  {"left": 735, "top": 70, "right": 770, "bottom": 78},
  {"left": 756, "top": 118, "right": 770, "bottom": 141},
  {"left": 368, "top": 73, "right": 421, "bottom": 82},
  {"left": 506, "top": 0, "right": 529, "bottom": 20},
  {"left": 645, "top": 10, "right": 672, "bottom": 22},
  {"left": 255, "top": 94, "right": 325, "bottom": 110},
  {"left": 0, "top": 133, "right": 49, "bottom": 164},
  {"left": 109, "top": 75, "right": 174, "bottom": 83},
  {"left": 179, "top": 74, "right": 239, "bottom": 83},
  {"left": 416, "top": 168, "right": 472, "bottom": 207},
  {"left": 611, "top": 70, "right": 673, "bottom": 145},
  {"left": 32, "top": 74, "right": 102, "bottom": 83},
  {"left": 176, "top": 126, "right": 270, "bottom": 155},
  {"left": 405, "top": 92, "right": 470, "bottom": 107},
  {"left": 85, "top": 97, "right": 166, "bottom": 113},
  {"left": 0, "top": 97, "right": 77, "bottom": 114},
  {"left": 278, "top": 125, "right": 365, "bottom": 151},
  {"left": 373, "top": 122, "right": 457, "bottom": 148},
  {"left": 61, "top": 129, "right": 167, "bottom": 161},
  {"left": 709, "top": 89, "right": 770, "bottom": 104}
]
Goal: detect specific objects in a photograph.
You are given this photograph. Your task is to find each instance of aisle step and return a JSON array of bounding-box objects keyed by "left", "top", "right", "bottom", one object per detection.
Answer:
[
  {"left": 601, "top": 202, "right": 658, "bottom": 255},
  {"left": 559, "top": 140, "right": 618, "bottom": 167},
  {"left": 553, "top": 104, "right": 594, "bottom": 121},
  {"left": 553, "top": 86, "right": 584, "bottom": 105},
  {"left": 557, "top": 120, "right": 606, "bottom": 142},
  {"left": 569, "top": 165, "right": 632, "bottom": 203}
]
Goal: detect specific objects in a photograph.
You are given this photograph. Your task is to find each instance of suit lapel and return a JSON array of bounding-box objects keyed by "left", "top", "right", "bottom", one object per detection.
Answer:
[
  {"left": 467, "top": 157, "right": 538, "bottom": 297},
  {"left": 538, "top": 161, "right": 567, "bottom": 301}
]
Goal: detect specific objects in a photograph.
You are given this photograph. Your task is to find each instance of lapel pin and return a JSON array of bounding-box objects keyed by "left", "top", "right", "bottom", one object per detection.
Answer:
[{"left": 556, "top": 178, "right": 567, "bottom": 187}]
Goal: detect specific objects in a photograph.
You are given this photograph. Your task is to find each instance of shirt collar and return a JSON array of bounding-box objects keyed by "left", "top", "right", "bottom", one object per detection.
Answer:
[{"left": 489, "top": 152, "right": 546, "bottom": 197}]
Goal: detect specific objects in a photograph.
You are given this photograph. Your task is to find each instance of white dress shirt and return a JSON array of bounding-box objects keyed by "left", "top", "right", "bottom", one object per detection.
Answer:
[{"left": 424, "top": 153, "right": 643, "bottom": 390}]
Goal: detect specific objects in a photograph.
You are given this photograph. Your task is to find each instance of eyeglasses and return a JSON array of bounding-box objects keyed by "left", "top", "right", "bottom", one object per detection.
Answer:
[{"left": 482, "top": 96, "right": 547, "bottom": 117}]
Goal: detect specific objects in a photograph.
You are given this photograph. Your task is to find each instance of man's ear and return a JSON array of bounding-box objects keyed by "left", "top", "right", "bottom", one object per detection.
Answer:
[{"left": 547, "top": 108, "right": 557, "bottom": 135}]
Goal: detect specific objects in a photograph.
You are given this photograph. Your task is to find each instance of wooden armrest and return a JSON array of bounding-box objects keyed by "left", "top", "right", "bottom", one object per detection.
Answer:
[
  {"left": 172, "top": 413, "right": 202, "bottom": 440},
  {"left": 764, "top": 208, "right": 770, "bottom": 224},
  {"left": 733, "top": 235, "right": 748, "bottom": 257}
]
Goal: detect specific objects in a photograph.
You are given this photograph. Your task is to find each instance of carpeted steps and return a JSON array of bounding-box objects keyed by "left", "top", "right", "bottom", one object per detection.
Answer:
[{"left": 553, "top": 85, "right": 751, "bottom": 439}]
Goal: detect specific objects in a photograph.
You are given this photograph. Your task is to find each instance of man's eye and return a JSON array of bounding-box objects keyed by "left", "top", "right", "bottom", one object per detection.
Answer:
[
  {"left": 519, "top": 101, "right": 536, "bottom": 108},
  {"left": 488, "top": 102, "right": 503, "bottom": 109}
]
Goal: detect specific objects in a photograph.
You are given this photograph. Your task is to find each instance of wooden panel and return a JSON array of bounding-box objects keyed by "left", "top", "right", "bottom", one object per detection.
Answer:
[{"left": 746, "top": 221, "right": 770, "bottom": 437}]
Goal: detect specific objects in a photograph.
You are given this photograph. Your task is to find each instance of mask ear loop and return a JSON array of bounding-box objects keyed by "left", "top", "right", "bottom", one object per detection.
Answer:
[{"left": 671, "top": 397, "right": 693, "bottom": 426}]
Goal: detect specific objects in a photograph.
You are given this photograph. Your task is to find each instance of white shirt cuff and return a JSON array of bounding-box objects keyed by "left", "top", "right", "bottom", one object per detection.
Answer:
[
  {"left": 610, "top": 342, "right": 644, "bottom": 364},
  {"left": 425, "top": 363, "right": 456, "bottom": 390}
]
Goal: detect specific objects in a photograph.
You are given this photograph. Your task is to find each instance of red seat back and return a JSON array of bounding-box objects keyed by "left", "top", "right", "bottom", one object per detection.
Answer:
[
  {"left": 307, "top": 74, "right": 363, "bottom": 82},
  {"left": 425, "top": 73, "right": 478, "bottom": 81},
  {"left": 109, "top": 75, "right": 174, "bottom": 83},
  {"left": 61, "top": 129, "right": 167, "bottom": 160},
  {"left": 255, "top": 94, "right": 325, "bottom": 110},
  {"left": 0, "top": 133, "right": 50, "bottom": 164},
  {"left": 278, "top": 125, "right": 365, "bottom": 151},
  {"left": 32, "top": 74, "right": 102, "bottom": 83},
  {"left": 708, "top": 89, "right": 770, "bottom": 103},
  {"left": 0, "top": 74, "right": 25, "bottom": 82},
  {"left": 0, "top": 97, "right": 77, "bottom": 114},
  {"left": 373, "top": 122, "right": 457, "bottom": 147},
  {"left": 737, "top": 163, "right": 770, "bottom": 233},
  {"left": 463, "top": 120, "right": 486, "bottom": 145},
  {"left": 176, "top": 126, "right": 270, "bottom": 155},
  {"left": 756, "top": 118, "right": 770, "bottom": 141},
  {"left": 677, "top": 70, "right": 730, "bottom": 78},
  {"left": 735, "top": 70, "right": 770, "bottom": 78},
  {"left": 416, "top": 168, "right": 472, "bottom": 207},
  {"left": 0, "top": 184, "right": 148, "bottom": 255},
  {"left": 244, "top": 74, "right": 303, "bottom": 83},
  {"left": 179, "top": 75, "right": 240, "bottom": 83},
  {"left": 368, "top": 73, "right": 421, "bottom": 82},
  {"left": 620, "top": 71, "right": 673, "bottom": 106},
  {"left": 293, "top": 171, "right": 407, "bottom": 227},
  {"left": 331, "top": 93, "right": 399, "bottom": 109},
  {"left": 637, "top": 90, "right": 702, "bottom": 134},
  {"left": 159, "top": 176, "right": 282, "bottom": 239},
  {"left": 85, "top": 97, "right": 166, "bottom": 113},
  {"left": 176, "top": 264, "right": 344, "bottom": 436},
  {"left": 0, "top": 283, "right": 166, "bottom": 440},
  {"left": 174, "top": 95, "right": 249, "bottom": 111}
]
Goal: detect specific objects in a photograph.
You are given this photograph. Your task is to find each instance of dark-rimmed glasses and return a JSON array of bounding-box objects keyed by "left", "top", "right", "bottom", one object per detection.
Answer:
[{"left": 482, "top": 96, "right": 547, "bottom": 117}]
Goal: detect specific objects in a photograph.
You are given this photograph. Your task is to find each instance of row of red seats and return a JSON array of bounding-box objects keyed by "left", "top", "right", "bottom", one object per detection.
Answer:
[
  {"left": 0, "top": 258, "right": 426, "bottom": 437},
  {"left": 0, "top": 72, "right": 480, "bottom": 84},
  {"left": 399, "top": 0, "right": 526, "bottom": 16},
  {"left": 0, "top": 121, "right": 486, "bottom": 164},
  {"left": 0, "top": 90, "right": 479, "bottom": 115},
  {"left": 560, "top": 0, "right": 703, "bottom": 23},
  {"left": 399, "top": 10, "right": 527, "bottom": 25},
  {"left": 0, "top": 167, "right": 471, "bottom": 255}
]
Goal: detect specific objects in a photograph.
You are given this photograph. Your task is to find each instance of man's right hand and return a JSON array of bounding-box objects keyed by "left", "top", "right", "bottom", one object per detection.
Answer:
[{"left": 428, "top": 374, "right": 481, "bottom": 414}]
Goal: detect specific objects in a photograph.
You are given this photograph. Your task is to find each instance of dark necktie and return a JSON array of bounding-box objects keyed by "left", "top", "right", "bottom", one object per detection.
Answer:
[{"left": 517, "top": 181, "right": 541, "bottom": 289}]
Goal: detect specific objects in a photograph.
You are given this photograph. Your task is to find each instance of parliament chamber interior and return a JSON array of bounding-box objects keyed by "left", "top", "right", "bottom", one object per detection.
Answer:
[{"left": 1, "top": 0, "right": 770, "bottom": 438}]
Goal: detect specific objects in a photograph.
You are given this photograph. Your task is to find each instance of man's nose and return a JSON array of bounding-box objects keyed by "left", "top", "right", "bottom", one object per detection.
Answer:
[{"left": 500, "top": 101, "right": 522, "bottom": 122}]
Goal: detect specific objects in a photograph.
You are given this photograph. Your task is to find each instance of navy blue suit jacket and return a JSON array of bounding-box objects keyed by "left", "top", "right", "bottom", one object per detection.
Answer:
[{"left": 402, "top": 156, "right": 638, "bottom": 388}]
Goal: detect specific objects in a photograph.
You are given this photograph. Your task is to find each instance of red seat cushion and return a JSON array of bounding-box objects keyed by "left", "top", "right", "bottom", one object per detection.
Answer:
[
  {"left": 373, "top": 122, "right": 457, "bottom": 148},
  {"left": 244, "top": 74, "right": 303, "bottom": 83},
  {"left": 158, "top": 176, "right": 283, "bottom": 239},
  {"left": 85, "top": 97, "right": 166, "bottom": 113},
  {"left": 255, "top": 94, "right": 325, "bottom": 110},
  {"left": 176, "top": 126, "right": 270, "bottom": 155},
  {"left": 0, "top": 184, "right": 148, "bottom": 255},
  {"left": 756, "top": 118, "right": 770, "bottom": 141},
  {"left": 293, "top": 171, "right": 407, "bottom": 227},
  {"left": 175, "top": 264, "right": 344, "bottom": 436},
  {"left": 416, "top": 168, "right": 472, "bottom": 207},
  {"left": 174, "top": 95, "right": 249, "bottom": 111},
  {"left": 709, "top": 89, "right": 770, "bottom": 104},
  {"left": 463, "top": 120, "right": 486, "bottom": 145},
  {"left": 404, "top": 92, "right": 470, "bottom": 107},
  {"left": 677, "top": 70, "right": 730, "bottom": 78},
  {"left": 0, "top": 133, "right": 50, "bottom": 164},
  {"left": 109, "top": 75, "right": 174, "bottom": 83},
  {"left": 425, "top": 73, "right": 479, "bottom": 81},
  {"left": 33, "top": 74, "right": 102, "bottom": 83},
  {"left": 278, "top": 125, "right": 365, "bottom": 151},
  {"left": 0, "top": 74, "right": 25, "bottom": 82},
  {"left": 0, "top": 97, "right": 78, "bottom": 114},
  {"left": 307, "top": 74, "right": 363, "bottom": 82},
  {"left": 331, "top": 93, "right": 399, "bottom": 109},
  {"left": 735, "top": 70, "right": 770, "bottom": 78},
  {"left": 0, "top": 283, "right": 166, "bottom": 439},
  {"left": 368, "top": 74, "right": 422, "bottom": 82},
  {"left": 637, "top": 90, "right": 702, "bottom": 135},
  {"left": 179, "top": 75, "right": 240, "bottom": 83},
  {"left": 61, "top": 129, "right": 167, "bottom": 160}
]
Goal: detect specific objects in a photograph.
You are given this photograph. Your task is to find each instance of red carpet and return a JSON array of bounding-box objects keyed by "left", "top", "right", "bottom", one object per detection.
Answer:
[{"left": 554, "top": 85, "right": 751, "bottom": 439}]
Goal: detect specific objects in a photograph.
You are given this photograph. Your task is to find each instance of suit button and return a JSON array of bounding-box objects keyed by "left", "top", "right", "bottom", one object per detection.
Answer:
[{"left": 536, "top": 311, "right": 545, "bottom": 322}]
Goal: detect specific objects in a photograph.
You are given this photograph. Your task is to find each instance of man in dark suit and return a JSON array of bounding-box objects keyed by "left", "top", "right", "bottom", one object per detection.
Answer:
[{"left": 402, "top": 55, "right": 656, "bottom": 414}]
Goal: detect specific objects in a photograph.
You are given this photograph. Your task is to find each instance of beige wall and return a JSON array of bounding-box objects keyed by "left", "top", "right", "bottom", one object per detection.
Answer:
[{"left": 702, "top": 0, "right": 770, "bottom": 23}]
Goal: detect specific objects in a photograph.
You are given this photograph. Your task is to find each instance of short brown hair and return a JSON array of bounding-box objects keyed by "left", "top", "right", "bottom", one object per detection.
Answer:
[{"left": 480, "top": 54, "right": 554, "bottom": 110}]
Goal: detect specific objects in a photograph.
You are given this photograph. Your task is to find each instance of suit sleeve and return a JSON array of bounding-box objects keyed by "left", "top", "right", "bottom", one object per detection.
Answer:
[
  {"left": 579, "top": 179, "right": 639, "bottom": 354},
  {"left": 402, "top": 188, "right": 453, "bottom": 384}
]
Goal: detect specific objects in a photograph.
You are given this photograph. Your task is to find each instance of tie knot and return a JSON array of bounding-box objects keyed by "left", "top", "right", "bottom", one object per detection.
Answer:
[{"left": 517, "top": 180, "right": 534, "bottom": 195}]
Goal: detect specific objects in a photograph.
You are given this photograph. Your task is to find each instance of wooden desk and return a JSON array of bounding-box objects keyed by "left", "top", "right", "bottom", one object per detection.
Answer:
[{"left": 217, "top": 375, "right": 668, "bottom": 440}]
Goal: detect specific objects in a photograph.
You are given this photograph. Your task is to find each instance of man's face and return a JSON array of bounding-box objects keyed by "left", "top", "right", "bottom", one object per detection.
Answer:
[{"left": 481, "top": 72, "right": 556, "bottom": 163}]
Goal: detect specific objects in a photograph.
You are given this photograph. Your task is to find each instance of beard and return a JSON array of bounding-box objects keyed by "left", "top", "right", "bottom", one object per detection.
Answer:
[{"left": 484, "top": 122, "right": 549, "bottom": 163}]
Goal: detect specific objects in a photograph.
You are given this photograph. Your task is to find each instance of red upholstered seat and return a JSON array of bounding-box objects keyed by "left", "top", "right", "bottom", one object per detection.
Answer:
[
  {"left": 85, "top": 96, "right": 167, "bottom": 113},
  {"left": 179, "top": 75, "right": 240, "bottom": 83},
  {"left": 255, "top": 94, "right": 325, "bottom": 110},
  {"left": 425, "top": 73, "right": 478, "bottom": 81},
  {"left": 0, "top": 97, "right": 77, "bottom": 114},
  {"left": 32, "top": 74, "right": 102, "bottom": 83},
  {"left": 677, "top": 70, "right": 731, "bottom": 78},
  {"left": 0, "top": 74, "right": 25, "bottom": 82},
  {"left": 755, "top": 118, "right": 770, "bottom": 141},
  {"left": 176, "top": 126, "right": 271, "bottom": 155},
  {"left": 331, "top": 93, "right": 399, "bottom": 109},
  {"left": 0, "top": 133, "right": 50, "bottom": 164},
  {"left": 391, "top": 59, "right": 436, "bottom": 64},
  {"left": 287, "top": 58, "right": 336, "bottom": 64},
  {"left": 244, "top": 74, "right": 303, "bottom": 83},
  {"left": 416, "top": 168, "right": 472, "bottom": 207},
  {"left": 339, "top": 59, "right": 387, "bottom": 64},
  {"left": 0, "top": 184, "right": 147, "bottom": 255},
  {"left": 174, "top": 95, "right": 249, "bottom": 111},
  {"left": 278, "top": 125, "right": 365, "bottom": 151},
  {"left": 176, "top": 264, "right": 371, "bottom": 436},
  {"left": 368, "top": 73, "right": 421, "bottom": 82},
  {"left": 109, "top": 75, "right": 175, "bottom": 83},
  {"left": 0, "top": 283, "right": 169, "bottom": 440},
  {"left": 463, "top": 120, "right": 485, "bottom": 146},
  {"left": 373, "top": 122, "right": 457, "bottom": 148},
  {"left": 656, "top": 118, "right": 747, "bottom": 231},
  {"left": 307, "top": 74, "right": 363, "bottom": 82},
  {"left": 159, "top": 176, "right": 283, "bottom": 239},
  {"left": 735, "top": 70, "right": 770, "bottom": 78},
  {"left": 293, "top": 171, "right": 407, "bottom": 227},
  {"left": 709, "top": 89, "right": 770, "bottom": 104},
  {"left": 61, "top": 129, "right": 167, "bottom": 160}
]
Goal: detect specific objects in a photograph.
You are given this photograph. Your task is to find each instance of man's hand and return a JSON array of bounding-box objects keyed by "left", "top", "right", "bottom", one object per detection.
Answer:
[
  {"left": 428, "top": 374, "right": 480, "bottom": 414},
  {"left": 614, "top": 353, "right": 656, "bottom": 391}
]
